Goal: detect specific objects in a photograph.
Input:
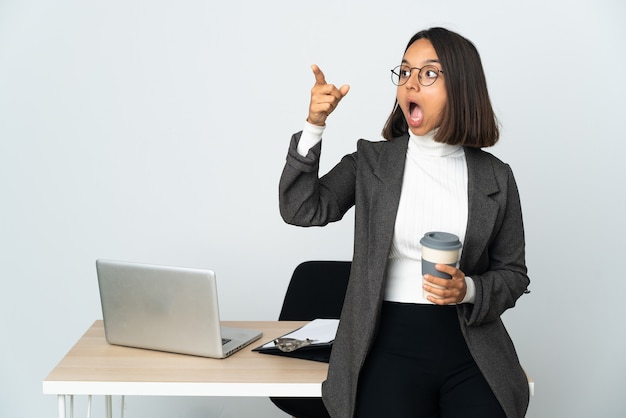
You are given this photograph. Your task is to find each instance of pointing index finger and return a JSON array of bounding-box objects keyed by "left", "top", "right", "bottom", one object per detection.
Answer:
[{"left": 311, "top": 64, "right": 327, "bottom": 86}]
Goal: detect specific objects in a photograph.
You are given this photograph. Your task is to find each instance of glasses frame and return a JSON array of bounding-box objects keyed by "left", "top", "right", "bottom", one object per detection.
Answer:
[{"left": 390, "top": 64, "right": 444, "bottom": 87}]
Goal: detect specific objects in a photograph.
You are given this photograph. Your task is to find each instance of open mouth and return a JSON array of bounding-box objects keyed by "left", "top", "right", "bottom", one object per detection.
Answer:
[{"left": 408, "top": 101, "right": 424, "bottom": 127}]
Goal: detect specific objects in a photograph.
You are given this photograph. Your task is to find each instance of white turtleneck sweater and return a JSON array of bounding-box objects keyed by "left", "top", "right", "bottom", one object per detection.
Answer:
[{"left": 297, "top": 122, "right": 475, "bottom": 305}]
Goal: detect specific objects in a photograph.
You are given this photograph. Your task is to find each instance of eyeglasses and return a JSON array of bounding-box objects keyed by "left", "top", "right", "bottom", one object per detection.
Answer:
[
  {"left": 273, "top": 337, "right": 316, "bottom": 352},
  {"left": 390, "top": 64, "right": 444, "bottom": 87}
]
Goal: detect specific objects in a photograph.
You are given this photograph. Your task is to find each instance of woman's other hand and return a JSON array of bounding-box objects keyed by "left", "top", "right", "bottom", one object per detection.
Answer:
[{"left": 423, "top": 264, "right": 467, "bottom": 305}]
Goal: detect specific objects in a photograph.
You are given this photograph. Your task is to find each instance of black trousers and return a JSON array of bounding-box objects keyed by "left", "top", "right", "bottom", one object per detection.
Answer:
[{"left": 355, "top": 302, "right": 506, "bottom": 418}]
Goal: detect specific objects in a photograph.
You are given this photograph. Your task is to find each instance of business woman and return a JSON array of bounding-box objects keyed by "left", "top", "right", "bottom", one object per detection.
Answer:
[{"left": 279, "top": 27, "right": 530, "bottom": 418}]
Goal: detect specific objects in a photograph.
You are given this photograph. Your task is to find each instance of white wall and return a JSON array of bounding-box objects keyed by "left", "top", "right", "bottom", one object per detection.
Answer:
[{"left": 1, "top": 0, "right": 624, "bottom": 417}]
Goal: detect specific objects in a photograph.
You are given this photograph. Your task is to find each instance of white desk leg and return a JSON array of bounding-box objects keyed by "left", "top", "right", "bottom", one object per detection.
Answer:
[
  {"left": 105, "top": 395, "right": 112, "bottom": 418},
  {"left": 57, "top": 395, "right": 65, "bottom": 418},
  {"left": 70, "top": 395, "right": 74, "bottom": 418}
]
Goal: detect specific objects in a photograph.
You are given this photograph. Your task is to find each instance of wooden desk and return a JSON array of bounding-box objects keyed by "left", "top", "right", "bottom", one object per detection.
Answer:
[
  {"left": 44, "top": 320, "right": 533, "bottom": 418},
  {"left": 43, "top": 320, "right": 327, "bottom": 417}
]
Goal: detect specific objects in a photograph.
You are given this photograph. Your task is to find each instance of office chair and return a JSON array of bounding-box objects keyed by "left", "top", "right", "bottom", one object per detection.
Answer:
[{"left": 270, "top": 261, "right": 351, "bottom": 418}]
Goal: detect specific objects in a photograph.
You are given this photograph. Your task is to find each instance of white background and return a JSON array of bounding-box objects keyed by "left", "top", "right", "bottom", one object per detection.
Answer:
[{"left": 1, "top": 0, "right": 625, "bottom": 417}]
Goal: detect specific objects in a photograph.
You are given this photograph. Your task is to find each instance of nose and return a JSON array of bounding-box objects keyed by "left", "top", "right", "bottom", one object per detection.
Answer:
[{"left": 405, "top": 70, "right": 421, "bottom": 90}]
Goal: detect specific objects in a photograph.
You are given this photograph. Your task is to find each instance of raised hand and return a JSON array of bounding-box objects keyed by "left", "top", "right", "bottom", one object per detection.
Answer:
[{"left": 307, "top": 64, "right": 350, "bottom": 126}]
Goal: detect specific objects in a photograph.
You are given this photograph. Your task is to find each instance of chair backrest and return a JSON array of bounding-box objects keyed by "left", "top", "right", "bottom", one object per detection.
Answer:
[{"left": 278, "top": 261, "right": 351, "bottom": 321}]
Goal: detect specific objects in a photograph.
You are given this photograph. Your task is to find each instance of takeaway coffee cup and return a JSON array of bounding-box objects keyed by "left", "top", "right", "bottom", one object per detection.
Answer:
[{"left": 420, "top": 231, "right": 462, "bottom": 299}]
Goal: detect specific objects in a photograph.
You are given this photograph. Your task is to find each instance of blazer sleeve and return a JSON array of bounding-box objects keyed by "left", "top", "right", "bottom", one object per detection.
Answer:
[
  {"left": 279, "top": 131, "right": 356, "bottom": 226},
  {"left": 461, "top": 163, "right": 530, "bottom": 326}
]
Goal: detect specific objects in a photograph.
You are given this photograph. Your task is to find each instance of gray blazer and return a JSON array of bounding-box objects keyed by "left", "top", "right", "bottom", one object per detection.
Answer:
[{"left": 279, "top": 132, "right": 531, "bottom": 418}]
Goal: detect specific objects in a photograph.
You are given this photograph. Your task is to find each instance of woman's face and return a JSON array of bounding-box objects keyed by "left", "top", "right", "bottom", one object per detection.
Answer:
[{"left": 396, "top": 38, "right": 447, "bottom": 136}]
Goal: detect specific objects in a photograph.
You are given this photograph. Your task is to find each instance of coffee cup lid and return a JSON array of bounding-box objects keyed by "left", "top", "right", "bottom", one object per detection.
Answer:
[{"left": 420, "top": 231, "right": 462, "bottom": 250}]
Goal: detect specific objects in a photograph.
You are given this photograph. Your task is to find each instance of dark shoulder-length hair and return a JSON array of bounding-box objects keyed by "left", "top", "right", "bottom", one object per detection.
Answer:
[{"left": 382, "top": 27, "right": 499, "bottom": 148}]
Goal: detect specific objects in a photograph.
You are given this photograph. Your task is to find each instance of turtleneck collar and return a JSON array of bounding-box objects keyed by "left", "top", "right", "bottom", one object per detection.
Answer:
[{"left": 408, "top": 129, "right": 462, "bottom": 157}]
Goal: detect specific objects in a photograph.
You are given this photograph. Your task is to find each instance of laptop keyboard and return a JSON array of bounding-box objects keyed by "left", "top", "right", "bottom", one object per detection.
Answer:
[{"left": 221, "top": 338, "right": 231, "bottom": 345}]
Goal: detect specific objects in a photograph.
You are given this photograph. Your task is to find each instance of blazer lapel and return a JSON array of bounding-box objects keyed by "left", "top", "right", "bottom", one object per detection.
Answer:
[
  {"left": 372, "top": 135, "right": 409, "bottom": 183},
  {"left": 372, "top": 134, "right": 409, "bottom": 222},
  {"left": 460, "top": 148, "right": 500, "bottom": 272},
  {"left": 368, "top": 136, "right": 409, "bottom": 284}
]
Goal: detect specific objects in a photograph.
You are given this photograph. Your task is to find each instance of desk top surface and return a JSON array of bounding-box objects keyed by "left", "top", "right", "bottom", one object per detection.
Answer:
[{"left": 43, "top": 320, "right": 328, "bottom": 397}]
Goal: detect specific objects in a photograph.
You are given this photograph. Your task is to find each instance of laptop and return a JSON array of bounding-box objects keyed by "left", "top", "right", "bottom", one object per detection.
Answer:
[{"left": 96, "top": 259, "right": 262, "bottom": 358}]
